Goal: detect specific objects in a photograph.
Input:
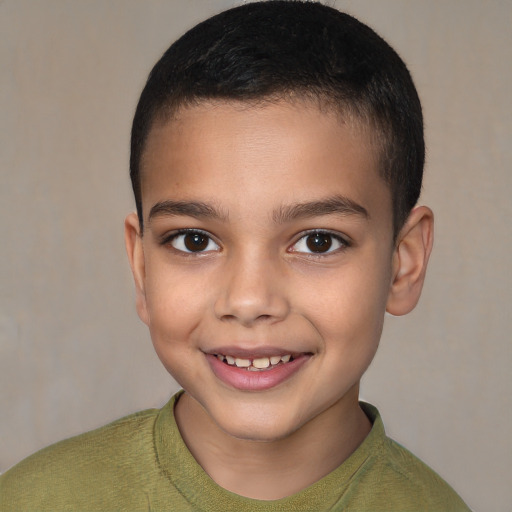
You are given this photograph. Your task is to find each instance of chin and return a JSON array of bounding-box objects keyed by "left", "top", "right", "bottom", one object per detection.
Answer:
[
  {"left": 221, "top": 424, "right": 293, "bottom": 443},
  {"left": 212, "top": 407, "right": 304, "bottom": 443}
]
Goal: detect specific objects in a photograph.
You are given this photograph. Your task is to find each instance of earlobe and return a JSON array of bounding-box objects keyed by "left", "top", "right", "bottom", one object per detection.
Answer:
[
  {"left": 386, "top": 206, "right": 434, "bottom": 316},
  {"left": 124, "top": 212, "right": 149, "bottom": 325}
]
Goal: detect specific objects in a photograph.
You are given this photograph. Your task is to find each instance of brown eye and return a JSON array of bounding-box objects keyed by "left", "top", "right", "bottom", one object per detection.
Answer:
[
  {"left": 306, "top": 233, "right": 333, "bottom": 253},
  {"left": 184, "top": 233, "right": 209, "bottom": 252},
  {"left": 169, "top": 231, "right": 220, "bottom": 253},
  {"left": 290, "top": 231, "right": 347, "bottom": 255}
]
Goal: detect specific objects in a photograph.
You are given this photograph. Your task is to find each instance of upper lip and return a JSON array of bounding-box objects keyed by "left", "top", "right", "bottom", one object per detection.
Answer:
[{"left": 204, "top": 346, "right": 307, "bottom": 358}]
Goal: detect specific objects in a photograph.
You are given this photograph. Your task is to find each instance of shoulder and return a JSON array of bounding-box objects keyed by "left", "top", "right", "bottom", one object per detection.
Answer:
[
  {"left": 357, "top": 403, "right": 471, "bottom": 511},
  {"left": 380, "top": 437, "right": 470, "bottom": 510},
  {"left": 0, "top": 407, "right": 160, "bottom": 511}
]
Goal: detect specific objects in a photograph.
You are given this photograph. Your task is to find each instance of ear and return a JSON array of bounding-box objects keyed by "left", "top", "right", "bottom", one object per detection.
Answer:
[
  {"left": 124, "top": 212, "right": 149, "bottom": 325},
  {"left": 386, "top": 206, "right": 434, "bottom": 316}
]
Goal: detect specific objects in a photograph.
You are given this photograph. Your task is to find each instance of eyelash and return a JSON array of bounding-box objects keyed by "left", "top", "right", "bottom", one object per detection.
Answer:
[
  {"left": 160, "top": 229, "right": 220, "bottom": 254},
  {"left": 160, "top": 229, "right": 351, "bottom": 256},
  {"left": 289, "top": 230, "right": 351, "bottom": 256}
]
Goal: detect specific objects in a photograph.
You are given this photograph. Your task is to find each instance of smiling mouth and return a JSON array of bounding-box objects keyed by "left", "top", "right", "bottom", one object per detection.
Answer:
[
  {"left": 207, "top": 351, "right": 311, "bottom": 391},
  {"left": 215, "top": 353, "right": 294, "bottom": 371}
]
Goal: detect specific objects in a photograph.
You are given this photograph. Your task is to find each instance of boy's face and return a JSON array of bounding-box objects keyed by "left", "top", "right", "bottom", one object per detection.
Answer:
[{"left": 128, "top": 100, "right": 397, "bottom": 441}]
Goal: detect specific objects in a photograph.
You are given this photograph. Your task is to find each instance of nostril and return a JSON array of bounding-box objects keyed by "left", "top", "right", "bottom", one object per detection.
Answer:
[
  {"left": 214, "top": 283, "right": 290, "bottom": 325},
  {"left": 221, "top": 314, "right": 237, "bottom": 322}
]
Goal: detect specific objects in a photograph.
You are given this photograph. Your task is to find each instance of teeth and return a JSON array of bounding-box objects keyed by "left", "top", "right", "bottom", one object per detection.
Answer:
[
  {"left": 217, "top": 353, "right": 293, "bottom": 370},
  {"left": 252, "top": 357, "right": 270, "bottom": 369}
]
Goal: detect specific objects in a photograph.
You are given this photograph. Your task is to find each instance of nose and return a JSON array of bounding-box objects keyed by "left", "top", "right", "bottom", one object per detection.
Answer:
[{"left": 213, "top": 252, "right": 290, "bottom": 327}]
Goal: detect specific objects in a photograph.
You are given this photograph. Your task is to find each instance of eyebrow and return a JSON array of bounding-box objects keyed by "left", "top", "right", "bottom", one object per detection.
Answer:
[
  {"left": 272, "top": 195, "right": 369, "bottom": 224},
  {"left": 147, "top": 195, "right": 368, "bottom": 225},
  {"left": 148, "top": 200, "right": 228, "bottom": 222}
]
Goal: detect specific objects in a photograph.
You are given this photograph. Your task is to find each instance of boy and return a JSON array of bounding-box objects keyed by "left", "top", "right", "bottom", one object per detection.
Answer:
[{"left": 0, "top": 1, "right": 470, "bottom": 510}]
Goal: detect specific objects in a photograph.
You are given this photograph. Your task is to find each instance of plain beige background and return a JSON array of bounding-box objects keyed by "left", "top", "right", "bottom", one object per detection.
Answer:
[{"left": 1, "top": 1, "right": 511, "bottom": 510}]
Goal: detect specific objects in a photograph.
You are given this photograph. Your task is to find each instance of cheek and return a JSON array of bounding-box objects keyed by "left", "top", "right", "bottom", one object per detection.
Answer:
[
  {"left": 144, "top": 272, "right": 207, "bottom": 385},
  {"left": 144, "top": 265, "right": 209, "bottom": 346},
  {"left": 297, "top": 258, "right": 390, "bottom": 344}
]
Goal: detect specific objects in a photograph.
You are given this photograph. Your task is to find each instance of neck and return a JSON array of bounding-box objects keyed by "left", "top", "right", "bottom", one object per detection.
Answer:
[{"left": 174, "top": 388, "right": 371, "bottom": 500}]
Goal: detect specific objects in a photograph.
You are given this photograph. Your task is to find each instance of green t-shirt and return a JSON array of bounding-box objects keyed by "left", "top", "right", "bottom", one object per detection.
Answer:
[{"left": 0, "top": 392, "right": 469, "bottom": 511}]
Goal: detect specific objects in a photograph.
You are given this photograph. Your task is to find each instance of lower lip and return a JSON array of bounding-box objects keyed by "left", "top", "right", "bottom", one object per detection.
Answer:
[{"left": 206, "top": 354, "right": 310, "bottom": 392}]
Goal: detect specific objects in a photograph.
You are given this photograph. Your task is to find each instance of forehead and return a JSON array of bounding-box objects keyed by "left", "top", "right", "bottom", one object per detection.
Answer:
[{"left": 140, "top": 100, "right": 390, "bottom": 225}]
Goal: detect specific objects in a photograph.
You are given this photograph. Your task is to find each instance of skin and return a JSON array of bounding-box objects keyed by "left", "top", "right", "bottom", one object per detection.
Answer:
[{"left": 125, "top": 99, "right": 433, "bottom": 500}]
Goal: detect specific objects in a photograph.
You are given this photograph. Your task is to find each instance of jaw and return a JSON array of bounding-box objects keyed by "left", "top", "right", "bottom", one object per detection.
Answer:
[
  {"left": 176, "top": 372, "right": 365, "bottom": 448},
  {"left": 174, "top": 347, "right": 363, "bottom": 444}
]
